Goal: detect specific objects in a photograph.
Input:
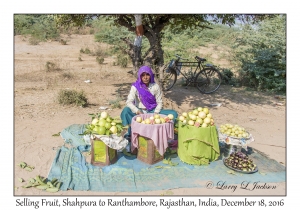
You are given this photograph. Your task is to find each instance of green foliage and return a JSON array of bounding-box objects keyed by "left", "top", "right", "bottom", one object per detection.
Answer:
[
  {"left": 80, "top": 47, "right": 91, "bottom": 54},
  {"left": 57, "top": 89, "right": 88, "bottom": 107},
  {"left": 61, "top": 72, "right": 73, "bottom": 80},
  {"left": 220, "top": 68, "right": 235, "bottom": 85},
  {"left": 116, "top": 54, "right": 128, "bottom": 68},
  {"left": 161, "top": 24, "right": 238, "bottom": 61},
  {"left": 232, "top": 15, "right": 286, "bottom": 92},
  {"left": 60, "top": 39, "right": 67, "bottom": 45},
  {"left": 14, "top": 15, "right": 60, "bottom": 41},
  {"left": 93, "top": 17, "right": 151, "bottom": 58},
  {"left": 109, "top": 96, "right": 122, "bottom": 109},
  {"left": 93, "top": 17, "right": 134, "bottom": 45},
  {"left": 52, "top": 14, "right": 95, "bottom": 28},
  {"left": 45, "top": 61, "right": 61, "bottom": 72},
  {"left": 28, "top": 37, "right": 40, "bottom": 45},
  {"left": 96, "top": 56, "right": 104, "bottom": 64}
]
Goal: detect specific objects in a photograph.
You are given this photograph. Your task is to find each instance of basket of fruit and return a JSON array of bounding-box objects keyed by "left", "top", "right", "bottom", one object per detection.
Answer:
[
  {"left": 223, "top": 151, "right": 258, "bottom": 174},
  {"left": 82, "top": 111, "right": 128, "bottom": 166},
  {"left": 218, "top": 124, "right": 254, "bottom": 147}
]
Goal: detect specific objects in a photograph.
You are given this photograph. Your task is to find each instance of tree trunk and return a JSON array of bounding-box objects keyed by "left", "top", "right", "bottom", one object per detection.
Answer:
[
  {"left": 143, "top": 27, "right": 165, "bottom": 86},
  {"left": 121, "top": 29, "right": 165, "bottom": 82}
]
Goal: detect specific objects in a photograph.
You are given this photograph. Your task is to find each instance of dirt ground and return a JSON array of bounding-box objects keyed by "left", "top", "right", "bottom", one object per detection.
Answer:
[{"left": 14, "top": 34, "right": 286, "bottom": 196}]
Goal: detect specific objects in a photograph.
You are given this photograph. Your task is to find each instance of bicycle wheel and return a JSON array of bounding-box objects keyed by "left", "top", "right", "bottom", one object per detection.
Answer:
[
  {"left": 162, "top": 62, "right": 177, "bottom": 91},
  {"left": 195, "top": 67, "right": 222, "bottom": 94}
]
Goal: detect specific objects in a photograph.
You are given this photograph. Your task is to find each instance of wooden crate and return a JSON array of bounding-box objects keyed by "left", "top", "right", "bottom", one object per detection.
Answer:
[
  {"left": 137, "top": 136, "right": 163, "bottom": 165},
  {"left": 91, "top": 139, "right": 117, "bottom": 167}
]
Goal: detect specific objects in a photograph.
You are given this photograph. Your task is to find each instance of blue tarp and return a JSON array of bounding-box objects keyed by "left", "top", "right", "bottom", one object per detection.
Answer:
[{"left": 47, "top": 124, "right": 286, "bottom": 192}]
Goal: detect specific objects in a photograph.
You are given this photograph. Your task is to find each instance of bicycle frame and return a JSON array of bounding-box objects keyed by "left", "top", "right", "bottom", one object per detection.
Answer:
[
  {"left": 169, "top": 57, "right": 205, "bottom": 84},
  {"left": 163, "top": 54, "right": 222, "bottom": 93},
  {"left": 176, "top": 61, "right": 200, "bottom": 79}
]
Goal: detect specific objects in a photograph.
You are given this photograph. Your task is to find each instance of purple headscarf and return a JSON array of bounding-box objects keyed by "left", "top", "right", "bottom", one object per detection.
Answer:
[{"left": 132, "top": 66, "right": 157, "bottom": 111}]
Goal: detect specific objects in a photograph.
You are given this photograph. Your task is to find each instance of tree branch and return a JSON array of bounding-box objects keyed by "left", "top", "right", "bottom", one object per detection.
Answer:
[{"left": 115, "top": 15, "right": 136, "bottom": 33}]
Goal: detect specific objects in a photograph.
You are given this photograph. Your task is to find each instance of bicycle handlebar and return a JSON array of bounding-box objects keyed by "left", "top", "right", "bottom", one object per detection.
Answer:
[{"left": 175, "top": 54, "right": 188, "bottom": 60}]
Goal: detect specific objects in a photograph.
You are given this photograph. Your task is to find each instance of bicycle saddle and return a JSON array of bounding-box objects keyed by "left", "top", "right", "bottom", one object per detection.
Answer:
[{"left": 195, "top": 56, "right": 206, "bottom": 62}]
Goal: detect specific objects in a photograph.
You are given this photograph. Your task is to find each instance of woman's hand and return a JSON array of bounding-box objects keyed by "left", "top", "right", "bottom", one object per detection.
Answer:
[{"left": 136, "top": 110, "right": 142, "bottom": 115}]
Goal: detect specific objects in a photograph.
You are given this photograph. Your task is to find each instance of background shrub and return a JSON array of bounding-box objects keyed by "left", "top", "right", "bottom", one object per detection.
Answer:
[
  {"left": 232, "top": 15, "right": 286, "bottom": 92},
  {"left": 57, "top": 89, "right": 88, "bottom": 107}
]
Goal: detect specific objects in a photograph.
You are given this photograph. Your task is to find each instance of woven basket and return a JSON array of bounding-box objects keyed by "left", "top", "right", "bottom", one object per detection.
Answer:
[{"left": 137, "top": 136, "right": 164, "bottom": 165}]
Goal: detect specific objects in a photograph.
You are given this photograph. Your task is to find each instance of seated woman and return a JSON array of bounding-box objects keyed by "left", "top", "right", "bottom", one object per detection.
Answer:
[{"left": 120, "top": 65, "right": 178, "bottom": 141}]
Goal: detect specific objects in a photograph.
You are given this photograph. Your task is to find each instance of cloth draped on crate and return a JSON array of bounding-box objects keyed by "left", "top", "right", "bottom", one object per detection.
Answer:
[
  {"left": 47, "top": 123, "right": 286, "bottom": 192},
  {"left": 177, "top": 122, "right": 220, "bottom": 165},
  {"left": 92, "top": 134, "right": 128, "bottom": 151},
  {"left": 60, "top": 124, "right": 128, "bottom": 151},
  {"left": 131, "top": 114, "right": 174, "bottom": 155}
]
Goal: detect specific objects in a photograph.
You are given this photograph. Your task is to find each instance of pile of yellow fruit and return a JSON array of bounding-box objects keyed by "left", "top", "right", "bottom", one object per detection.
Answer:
[
  {"left": 84, "top": 111, "right": 124, "bottom": 136},
  {"left": 178, "top": 107, "right": 215, "bottom": 128},
  {"left": 219, "top": 123, "right": 249, "bottom": 138},
  {"left": 135, "top": 114, "right": 174, "bottom": 125}
]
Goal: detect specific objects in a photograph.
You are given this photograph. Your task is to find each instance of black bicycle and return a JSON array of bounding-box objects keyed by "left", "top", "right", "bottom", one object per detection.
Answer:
[{"left": 162, "top": 54, "right": 222, "bottom": 94}]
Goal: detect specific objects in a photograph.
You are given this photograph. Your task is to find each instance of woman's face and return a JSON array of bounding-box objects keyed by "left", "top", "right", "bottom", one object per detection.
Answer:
[{"left": 141, "top": 72, "right": 150, "bottom": 85}]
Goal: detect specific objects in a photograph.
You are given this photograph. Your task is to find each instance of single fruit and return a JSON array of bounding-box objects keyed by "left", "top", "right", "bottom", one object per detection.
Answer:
[
  {"left": 154, "top": 114, "right": 160, "bottom": 119},
  {"left": 155, "top": 118, "right": 161, "bottom": 124},
  {"left": 145, "top": 118, "right": 150, "bottom": 124},
  {"left": 192, "top": 110, "right": 199, "bottom": 116},
  {"left": 206, "top": 113, "right": 212, "bottom": 118},
  {"left": 182, "top": 112, "right": 188, "bottom": 117},
  {"left": 194, "top": 122, "right": 200, "bottom": 127},
  {"left": 105, "top": 122, "right": 112, "bottom": 129},
  {"left": 188, "top": 120, "right": 194, "bottom": 126},
  {"left": 136, "top": 116, "right": 142, "bottom": 123},
  {"left": 109, "top": 125, "right": 118, "bottom": 134},
  {"left": 203, "top": 108, "right": 209, "bottom": 114},
  {"left": 179, "top": 116, "right": 185, "bottom": 121},
  {"left": 100, "top": 112, "right": 108, "bottom": 119},
  {"left": 98, "top": 119, "right": 106, "bottom": 127},
  {"left": 196, "top": 118, "right": 203, "bottom": 124},
  {"left": 91, "top": 118, "right": 99, "bottom": 125},
  {"left": 95, "top": 126, "right": 106, "bottom": 135},
  {"left": 164, "top": 117, "right": 170, "bottom": 123},
  {"left": 197, "top": 107, "right": 203, "bottom": 111},
  {"left": 167, "top": 114, "right": 174, "bottom": 120},
  {"left": 106, "top": 117, "right": 112, "bottom": 123},
  {"left": 198, "top": 111, "right": 206, "bottom": 119},
  {"left": 201, "top": 123, "right": 208, "bottom": 128},
  {"left": 204, "top": 117, "right": 211, "bottom": 124},
  {"left": 190, "top": 114, "right": 197, "bottom": 121}
]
